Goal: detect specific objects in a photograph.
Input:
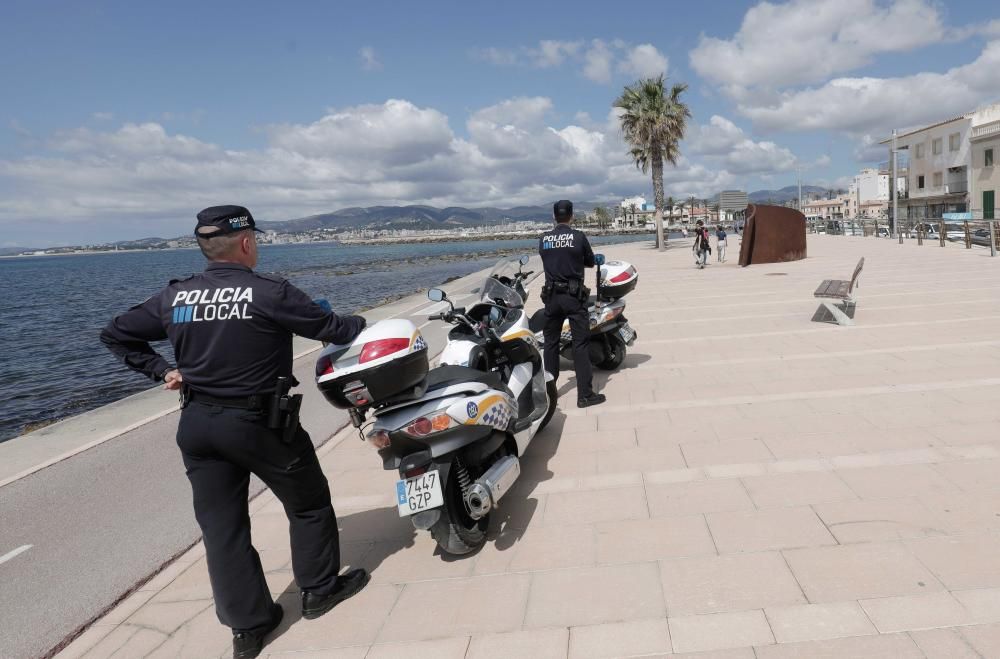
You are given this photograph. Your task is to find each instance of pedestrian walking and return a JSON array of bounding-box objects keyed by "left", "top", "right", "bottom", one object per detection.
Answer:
[
  {"left": 101, "top": 205, "right": 371, "bottom": 659},
  {"left": 716, "top": 224, "right": 728, "bottom": 262},
  {"left": 692, "top": 220, "right": 711, "bottom": 268}
]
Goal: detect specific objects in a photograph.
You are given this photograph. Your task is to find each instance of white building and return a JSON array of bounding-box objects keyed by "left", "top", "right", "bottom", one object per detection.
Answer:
[
  {"left": 879, "top": 103, "right": 1000, "bottom": 220},
  {"left": 970, "top": 110, "right": 1000, "bottom": 220}
]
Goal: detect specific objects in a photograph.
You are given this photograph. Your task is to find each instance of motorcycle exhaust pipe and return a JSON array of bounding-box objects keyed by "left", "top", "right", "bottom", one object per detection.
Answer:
[{"left": 465, "top": 455, "right": 521, "bottom": 520}]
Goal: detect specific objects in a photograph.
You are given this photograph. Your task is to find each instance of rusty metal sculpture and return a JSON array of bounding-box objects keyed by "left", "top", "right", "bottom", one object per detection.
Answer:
[{"left": 737, "top": 203, "right": 807, "bottom": 266}]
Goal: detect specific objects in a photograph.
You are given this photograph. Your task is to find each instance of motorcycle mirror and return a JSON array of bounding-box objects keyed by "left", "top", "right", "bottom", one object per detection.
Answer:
[
  {"left": 595, "top": 254, "right": 606, "bottom": 266},
  {"left": 519, "top": 255, "right": 530, "bottom": 265},
  {"left": 427, "top": 288, "right": 446, "bottom": 302}
]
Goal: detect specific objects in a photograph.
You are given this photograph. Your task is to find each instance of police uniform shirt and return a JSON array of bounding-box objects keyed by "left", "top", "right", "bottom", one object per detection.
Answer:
[
  {"left": 100, "top": 263, "right": 365, "bottom": 397},
  {"left": 538, "top": 223, "right": 595, "bottom": 284}
]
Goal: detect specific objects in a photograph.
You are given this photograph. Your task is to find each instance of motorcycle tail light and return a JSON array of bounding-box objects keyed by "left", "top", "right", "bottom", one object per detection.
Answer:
[
  {"left": 403, "top": 465, "right": 428, "bottom": 478},
  {"left": 402, "top": 413, "right": 455, "bottom": 438},
  {"left": 315, "top": 355, "right": 334, "bottom": 376},
  {"left": 367, "top": 429, "right": 391, "bottom": 450},
  {"left": 610, "top": 267, "right": 636, "bottom": 283},
  {"left": 359, "top": 338, "right": 410, "bottom": 363}
]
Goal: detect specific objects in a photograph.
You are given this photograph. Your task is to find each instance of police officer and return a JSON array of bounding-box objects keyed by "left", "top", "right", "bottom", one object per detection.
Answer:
[
  {"left": 538, "top": 200, "right": 606, "bottom": 408},
  {"left": 101, "top": 206, "right": 370, "bottom": 659}
]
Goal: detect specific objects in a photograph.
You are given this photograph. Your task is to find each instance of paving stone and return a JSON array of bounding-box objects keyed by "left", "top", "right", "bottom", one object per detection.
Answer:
[
  {"left": 646, "top": 479, "right": 754, "bottom": 517},
  {"left": 741, "top": 471, "right": 856, "bottom": 508},
  {"left": 859, "top": 591, "right": 972, "bottom": 633},
  {"left": 957, "top": 622, "right": 1000, "bottom": 656},
  {"left": 784, "top": 542, "right": 943, "bottom": 602},
  {"left": 681, "top": 439, "right": 775, "bottom": 468},
  {"left": 907, "top": 628, "right": 981, "bottom": 659},
  {"left": 376, "top": 574, "right": 529, "bottom": 643},
  {"left": 472, "top": 523, "right": 596, "bottom": 575},
  {"left": 813, "top": 497, "right": 949, "bottom": 544},
  {"left": 671, "top": 649, "right": 756, "bottom": 659},
  {"left": 525, "top": 563, "right": 665, "bottom": 629},
  {"left": 367, "top": 637, "right": 470, "bottom": 658},
  {"left": 764, "top": 602, "right": 877, "bottom": 643},
  {"left": 836, "top": 464, "right": 959, "bottom": 499},
  {"left": 706, "top": 507, "right": 836, "bottom": 553},
  {"left": 934, "top": 458, "right": 1000, "bottom": 492},
  {"left": 263, "top": 584, "right": 401, "bottom": 652},
  {"left": 542, "top": 486, "right": 648, "bottom": 525},
  {"left": 906, "top": 534, "right": 1000, "bottom": 590},
  {"left": 668, "top": 610, "right": 774, "bottom": 654},
  {"left": 660, "top": 552, "right": 805, "bottom": 615},
  {"left": 952, "top": 587, "right": 1000, "bottom": 625},
  {"left": 468, "top": 628, "right": 568, "bottom": 659},
  {"left": 595, "top": 514, "right": 717, "bottom": 564},
  {"left": 568, "top": 618, "right": 671, "bottom": 659},
  {"left": 753, "top": 632, "right": 924, "bottom": 658}
]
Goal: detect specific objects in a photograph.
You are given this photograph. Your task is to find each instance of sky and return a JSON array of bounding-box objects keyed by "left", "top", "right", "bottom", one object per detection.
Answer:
[{"left": 1, "top": 0, "right": 999, "bottom": 246}]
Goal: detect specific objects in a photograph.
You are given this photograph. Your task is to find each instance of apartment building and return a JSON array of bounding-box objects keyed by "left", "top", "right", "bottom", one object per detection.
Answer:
[
  {"left": 971, "top": 117, "right": 999, "bottom": 220},
  {"left": 880, "top": 102, "right": 1000, "bottom": 220}
]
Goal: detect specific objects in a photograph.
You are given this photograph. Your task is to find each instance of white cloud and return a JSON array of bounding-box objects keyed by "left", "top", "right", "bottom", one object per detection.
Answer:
[
  {"left": 582, "top": 39, "right": 614, "bottom": 83},
  {"left": 690, "top": 0, "right": 948, "bottom": 90},
  {"left": 617, "top": 44, "right": 668, "bottom": 79},
  {"left": 687, "top": 115, "right": 799, "bottom": 175},
  {"left": 478, "top": 38, "right": 668, "bottom": 84},
  {"left": 359, "top": 46, "right": 382, "bottom": 71},
  {"left": 737, "top": 40, "right": 1000, "bottom": 135},
  {"left": 0, "top": 99, "right": 807, "bottom": 233},
  {"left": 531, "top": 40, "right": 582, "bottom": 67}
]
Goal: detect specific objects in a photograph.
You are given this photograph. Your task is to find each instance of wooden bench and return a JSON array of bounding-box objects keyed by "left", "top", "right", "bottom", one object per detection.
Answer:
[{"left": 811, "top": 257, "right": 864, "bottom": 326}]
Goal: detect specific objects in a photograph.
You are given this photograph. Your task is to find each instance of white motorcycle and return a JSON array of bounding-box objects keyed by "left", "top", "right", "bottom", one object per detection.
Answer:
[
  {"left": 530, "top": 257, "right": 639, "bottom": 370},
  {"left": 315, "top": 257, "right": 556, "bottom": 555}
]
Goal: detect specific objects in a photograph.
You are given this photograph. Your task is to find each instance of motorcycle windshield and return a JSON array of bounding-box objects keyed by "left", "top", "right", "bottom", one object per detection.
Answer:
[{"left": 480, "top": 258, "right": 525, "bottom": 309}]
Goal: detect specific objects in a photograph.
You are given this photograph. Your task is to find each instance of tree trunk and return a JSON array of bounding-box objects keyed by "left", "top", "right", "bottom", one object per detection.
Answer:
[{"left": 652, "top": 153, "right": 666, "bottom": 251}]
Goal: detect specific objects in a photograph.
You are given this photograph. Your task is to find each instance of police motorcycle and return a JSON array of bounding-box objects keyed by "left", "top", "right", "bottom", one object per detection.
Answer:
[
  {"left": 529, "top": 255, "right": 639, "bottom": 370},
  {"left": 314, "top": 256, "right": 556, "bottom": 556}
]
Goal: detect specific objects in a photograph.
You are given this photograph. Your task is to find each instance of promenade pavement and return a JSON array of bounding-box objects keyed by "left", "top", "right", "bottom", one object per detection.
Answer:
[{"left": 58, "top": 235, "right": 1000, "bottom": 658}]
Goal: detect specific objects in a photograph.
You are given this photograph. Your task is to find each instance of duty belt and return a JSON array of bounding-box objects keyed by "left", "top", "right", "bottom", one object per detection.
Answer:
[{"left": 186, "top": 390, "right": 270, "bottom": 410}]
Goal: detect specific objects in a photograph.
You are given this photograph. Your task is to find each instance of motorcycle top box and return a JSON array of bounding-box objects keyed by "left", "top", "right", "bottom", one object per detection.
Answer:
[
  {"left": 599, "top": 260, "right": 638, "bottom": 300},
  {"left": 315, "top": 319, "right": 429, "bottom": 410}
]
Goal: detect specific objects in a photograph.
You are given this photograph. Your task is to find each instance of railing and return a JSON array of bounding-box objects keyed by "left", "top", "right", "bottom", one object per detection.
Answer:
[
  {"left": 971, "top": 120, "right": 1000, "bottom": 140},
  {"left": 806, "top": 217, "right": 1000, "bottom": 256}
]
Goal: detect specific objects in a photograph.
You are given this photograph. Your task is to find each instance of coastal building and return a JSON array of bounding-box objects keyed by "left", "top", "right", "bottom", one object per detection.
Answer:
[
  {"left": 803, "top": 197, "right": 850, "bottom": 221},
  {"left": 970, "top": 116, "right": 1000, "bottom": 220},
  {"left": 879, "top": 102, "right": 1000, "bottom": 220},
  {"left": 718, "top": 190, "right": 748, "bottom": 224}
]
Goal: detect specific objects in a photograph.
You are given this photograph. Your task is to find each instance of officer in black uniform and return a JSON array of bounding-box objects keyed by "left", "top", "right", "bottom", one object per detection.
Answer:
[
  {"left": 101, "top": 206, "right": 370, "bottom": 659},
  {"left": 538, "top": 200, "right": 606, "bottom": 408}
]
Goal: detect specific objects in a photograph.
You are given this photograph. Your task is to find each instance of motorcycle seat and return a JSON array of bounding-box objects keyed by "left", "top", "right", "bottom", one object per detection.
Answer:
[
  {"left": 425, "top": 364, "right": 504, "bottom": 393},
  {"left": 528, "top": 309, "right": 546, "bottom": 333}
]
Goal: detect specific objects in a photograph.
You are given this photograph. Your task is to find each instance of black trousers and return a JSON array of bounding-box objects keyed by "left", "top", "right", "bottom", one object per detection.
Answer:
[
  {"left": 176, "top": 402, "right": 341, "bottom": 632},
  {"left": 542, "top": 292, "right": 594, "bottom": 398}
]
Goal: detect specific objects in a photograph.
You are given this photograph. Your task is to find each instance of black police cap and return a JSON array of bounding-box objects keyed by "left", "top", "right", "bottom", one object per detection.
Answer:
[
  {"left": 553, "top": 199, "right": 573, "bottom": 220},
  {"left": 195, "top": 205, "right": 263, "bottom": 238}
]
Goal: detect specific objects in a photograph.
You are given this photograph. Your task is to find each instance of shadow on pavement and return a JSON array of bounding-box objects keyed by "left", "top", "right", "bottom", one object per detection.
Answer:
[{"left": 268, "top": 505, "right": 416, "bottom": 641}]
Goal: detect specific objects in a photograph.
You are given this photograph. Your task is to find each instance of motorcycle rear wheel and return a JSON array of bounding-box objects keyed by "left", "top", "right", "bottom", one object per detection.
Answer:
[
  {"left": 597, "top": 334, "right": 627, "bottom": 370},
  {"left": 429, "top": 461, "right": 489, "bottom": 555}
]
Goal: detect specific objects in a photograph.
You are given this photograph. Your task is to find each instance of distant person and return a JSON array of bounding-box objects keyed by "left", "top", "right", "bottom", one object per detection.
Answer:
[
  {"left": 716, "top": 225, "right": 727, "bottom": 262},
  {"left": 539, "top": 200, "right": 605, "bottom": 408},
  {"left": 692, "top": 220, "right": 711, "bottom": 269},
  {"left": 101, "top": 205, "right": 370, "bottom": 659}
]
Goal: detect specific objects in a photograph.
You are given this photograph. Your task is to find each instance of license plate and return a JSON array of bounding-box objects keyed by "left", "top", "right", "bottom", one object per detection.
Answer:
[
  {"left": 395, "top": 470, "right": 444, "bottom": 517},
  {"left": 619, "top": 324, "right": 636, "bottom": 344}
]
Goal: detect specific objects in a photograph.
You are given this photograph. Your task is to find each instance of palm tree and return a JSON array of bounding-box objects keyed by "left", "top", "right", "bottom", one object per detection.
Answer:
[
  {"left": 615, "top": 75, "right": 691, "bottom": 251},
  {"left": 666, "top": 195, "right": 675, "bottom": 227}
]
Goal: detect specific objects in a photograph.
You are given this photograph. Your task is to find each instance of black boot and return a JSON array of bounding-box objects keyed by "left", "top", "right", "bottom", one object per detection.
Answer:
[
  {"left": 232, "top": 603, "right": 283, "bottom": 659},
  {"left": 577, "top": 393, "right": 607, "bottom": 408},
  {"left": 301, "top": 568, "right": 371, "bottom": 620}
]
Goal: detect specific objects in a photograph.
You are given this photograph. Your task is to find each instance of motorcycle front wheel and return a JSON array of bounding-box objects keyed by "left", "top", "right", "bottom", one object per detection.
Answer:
[{"left": 429, "top": 460, "right": 489, "bottom": 555}]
